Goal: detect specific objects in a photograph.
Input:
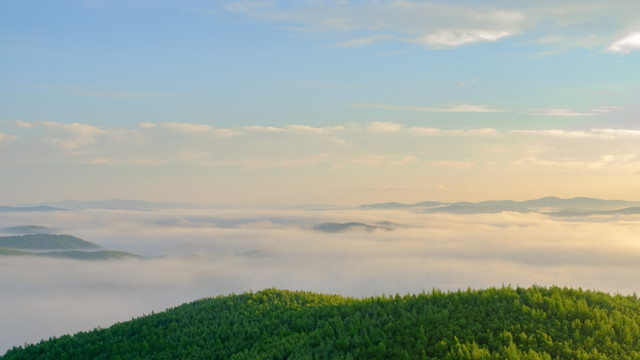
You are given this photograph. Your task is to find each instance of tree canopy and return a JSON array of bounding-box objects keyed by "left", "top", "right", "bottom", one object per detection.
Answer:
[{"left": 3, "top": 286, "right": 640, "bottom": 359}]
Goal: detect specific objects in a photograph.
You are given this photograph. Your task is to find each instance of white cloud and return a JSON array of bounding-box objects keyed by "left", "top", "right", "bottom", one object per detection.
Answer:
[
  {"left": 408, "top": 127, "right": 500, "bottom": 137},
  {"left": 242, "top": 125, "right": 287, "bottom": 133},
  {"left": 42, "top": 121, "right": 106, "bottom": 150},
  {"left": 354, "top": 103, "right": 503, "bottom": 113},
  {"left": 511, "top": 128, "right": 640, "bottom": 141},
  {"left": 13, "top": 120, "right": 36, "bottom": 128},
  {"left": 163, "top": 123, "right": 213, "bottom": 133},
  {"left": 607, "top": 31, "right": 640, "bottom": 54},
  {"left": 367, "top": 121, "right": 404, "bottom": 133},
  {"left": 589, "top": 106, "right": 623, "bottom": 113},
  {"left": 422, "top": 29, "right": 514, "bottom": 48},
  {"left": 286, "top": 124, "right": 333, "bottom": 134},
  {"left": 527, "top": 108, "right": 597, "bottom": 117}
]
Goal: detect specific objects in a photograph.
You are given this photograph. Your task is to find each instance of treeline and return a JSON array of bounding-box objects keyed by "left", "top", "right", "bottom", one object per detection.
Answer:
[{"left": 3, "top": 286, "right": 640, "bottom": 359}]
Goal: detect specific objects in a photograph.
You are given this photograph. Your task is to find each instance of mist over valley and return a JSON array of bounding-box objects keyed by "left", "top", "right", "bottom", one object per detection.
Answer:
[{"left": 2, "top": 197, "right": 640, "bottom": 352}]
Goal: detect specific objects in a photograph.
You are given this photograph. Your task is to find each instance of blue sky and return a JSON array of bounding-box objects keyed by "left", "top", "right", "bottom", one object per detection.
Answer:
[{"left": 2, "top": 1, "right": 640, "bottom": 205}]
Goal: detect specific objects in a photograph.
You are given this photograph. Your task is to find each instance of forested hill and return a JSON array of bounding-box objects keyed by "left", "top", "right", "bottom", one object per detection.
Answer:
[
  {"left": 0, "top": 234, "right": 99, "bottom": 250},
  {"left": 3, "top": 287, "right": 640, "bottom": 359}
]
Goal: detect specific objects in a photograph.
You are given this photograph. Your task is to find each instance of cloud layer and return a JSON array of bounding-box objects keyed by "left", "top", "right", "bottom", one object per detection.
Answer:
[{"left": 2, "top": 207, "right": 640, "bottom": 352}]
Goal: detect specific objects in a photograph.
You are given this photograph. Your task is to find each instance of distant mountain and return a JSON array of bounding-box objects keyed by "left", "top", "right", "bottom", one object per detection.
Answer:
[
  {"left": 358, "top": 197, "right": 640, "bottom": 215},
  {"left": 359, "top": 201, "right": 446, "bottom": 209},
  {"left": 546, "top": 207, "right": 640, "bottom": 217},
  {"left": 1, "top": 225, "right": 55, "bottom": 234},
  {"left": 425, "top": 203, "right": 531, "bottom": 214},
  {"left": 0, "top": 234, "right": 99, "bottom": 250},
  {"left": 518, "top": 196, "right": 640, "bottom": 211},
  {"left": 28, "top": 199, "right": 198, "bottom": 211},
  {"left": 0, "top": 206, "right": 66, "bottom": 213},
  {"left": 313, "top": 222, "right": 393, "bottom": 233}
]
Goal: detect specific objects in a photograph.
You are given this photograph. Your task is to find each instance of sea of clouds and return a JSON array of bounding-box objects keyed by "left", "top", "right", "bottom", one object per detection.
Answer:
[{"left": 2, "top": 207, "right": 640, "bottom": 352}]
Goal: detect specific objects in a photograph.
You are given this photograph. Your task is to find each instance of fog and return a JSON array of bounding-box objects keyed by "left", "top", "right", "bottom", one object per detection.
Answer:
[{"left": 2, "top": 207, "right": 640, "bottom": 352}]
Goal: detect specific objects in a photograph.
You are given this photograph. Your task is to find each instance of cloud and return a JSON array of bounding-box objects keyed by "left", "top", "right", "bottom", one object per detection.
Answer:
[
  {"left": 511, "top": 128, "right": 640, "bottom": 140},
  {"left": 286, "top": 124, "right": 342, "bottom": 134},
  {"left": 223, "top": 1, "right": 640, "bottom": 54},
  {"left": 526, "top": 108, "right": 597, "bottom": 117},
  {"left": 354, "top": 103, "right": 503, "bottom": 113},
  {"left": 0, "top": 133, "right": 17, "bottom": 144},
  {"left": 42, "top": 121, "right": 106, "bottom": 150},
  {"left": 607, "top": 31, "right": 640, "bottom": 54},
  {"left": 13, "top": 120, "right": 36, "bottom": 128},
  {"left": 422, "top": 29, "right": 514, "bottom": 48},
  {"left": 337, "top": 34, "right": 396, "bottom": 48},
  {"left": 408, "top": 127, "right": 500, "bottom": 137},
  {"left": 226, "top": 1, "right": 525, "bottom": 49},
  {"left": 163, "top": 123, "right": 213, "bottom": 133},
  {"left": 367, "top": 121, "right": 404, "bottom": 133}
]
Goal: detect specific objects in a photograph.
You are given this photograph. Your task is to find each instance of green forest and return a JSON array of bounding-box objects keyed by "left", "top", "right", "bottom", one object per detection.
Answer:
[{"left": 3, "top": 286, "right": 640, "bottom": 359}]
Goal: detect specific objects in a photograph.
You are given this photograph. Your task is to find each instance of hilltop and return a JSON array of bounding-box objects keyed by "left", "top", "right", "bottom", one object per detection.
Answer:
[
  {"left": 0, "top": 234, "right": 141, "bottom": 261},
  {"left": 3, "top": 286, "right": 640, "bottom": 359},
  {"left": 0, "top": 234, "right": 99, "bottom": 250}
]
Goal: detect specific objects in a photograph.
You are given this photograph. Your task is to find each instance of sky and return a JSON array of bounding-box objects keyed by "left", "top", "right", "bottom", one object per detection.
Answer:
[{"left": 2, "top": 0, "right": 640, "bottom": 205}]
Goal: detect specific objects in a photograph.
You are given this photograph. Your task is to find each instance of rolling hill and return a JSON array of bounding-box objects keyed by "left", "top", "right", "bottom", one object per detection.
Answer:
[
  {"left": 313, "top": 222, "right": 393, "bottom": 233},
  {"left": 0, "top": 234, "right": 141, "bottom": 261},
  {"left": 3, "top": 286, "right": 640, "bottom": 359},
  {"left": 0, "top": 234, "right": 100, "bottom": 250}
]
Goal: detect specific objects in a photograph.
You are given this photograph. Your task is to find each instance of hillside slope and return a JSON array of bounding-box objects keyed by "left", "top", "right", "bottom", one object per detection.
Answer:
[{"left": 3, "top": 287, "right": 640, "bottom": 359}]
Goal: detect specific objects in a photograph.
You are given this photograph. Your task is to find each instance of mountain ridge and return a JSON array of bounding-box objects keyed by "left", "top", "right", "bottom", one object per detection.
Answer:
[{"left": 359, "top": 196, "right": 640, "bottom": 215}]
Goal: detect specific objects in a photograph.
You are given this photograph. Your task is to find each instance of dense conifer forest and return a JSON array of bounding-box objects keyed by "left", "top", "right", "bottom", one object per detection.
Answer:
[{"left": 3, "top": 286, "right": 640, "bottom": 359}]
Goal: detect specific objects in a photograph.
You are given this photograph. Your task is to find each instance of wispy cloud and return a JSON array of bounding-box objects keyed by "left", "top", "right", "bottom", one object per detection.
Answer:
[
  {"left": 13, "top": 120, "right": 36, "bottom": 128},
  {"left": 457, "top": 76, "right": 478, "bottom": 88},
  {"left": 336, "top": 34, "right": 396, "bottom": 48},
  {"left": 512, "top": 128, "right": 640, "bottom": 140},
  {"left": 42, "top": 121, "right": 106, "bottom": 150},
  {"left": 526, "top": 108, "right": 596, "bottom": 117},
  {"left": 223, "top": 1, "right": 640, "bottom": 54},
  {"left": 0, "top": 133, "right": 18, "bottom": 144},
  {"left": 226, "top": 1, "right": 526, "bottom": 49},
  {"left": 163, "top": 123, "right": 213, "bottom": 133},
  {"left": 354, "top": 103, "right": 503, "bottom": 113},
  {"left": 607, "top": 30, "right": 640, "bottom": 54},
  {"left": 422, "top": 29, "right": 514, "bottom": 49},
  {"left": 408, "top": 127, "right": 500, "bottom": 137},
  {"left": 367, "top": 121, "right": 404, "bottom": 133}
]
